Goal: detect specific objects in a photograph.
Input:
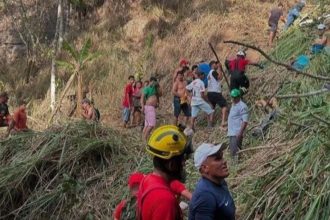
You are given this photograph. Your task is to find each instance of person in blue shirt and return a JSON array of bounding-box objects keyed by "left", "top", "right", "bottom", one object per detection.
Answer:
[
  {"left": 284, "top": 1, "right": 305, "bottom": 30},
  {"left": 189, "top": 143, "right": 235, "bottom": 220}
]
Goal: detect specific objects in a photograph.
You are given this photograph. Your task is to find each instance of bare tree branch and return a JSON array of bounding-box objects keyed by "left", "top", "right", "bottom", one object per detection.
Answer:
[
  {"left": 275, "top": 88, "right": 329, "bottom": 99},
  {"left": 223, "top": 40, "right": 330, "bottom": 81}
]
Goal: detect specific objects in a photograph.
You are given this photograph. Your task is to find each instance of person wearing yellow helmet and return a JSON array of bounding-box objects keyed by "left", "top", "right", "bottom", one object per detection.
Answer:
[{"left": 137, "top": 125, "right": 192, "bottom": 220}]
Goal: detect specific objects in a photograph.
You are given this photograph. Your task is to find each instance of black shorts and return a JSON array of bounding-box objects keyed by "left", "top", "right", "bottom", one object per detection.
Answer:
[
  {"left": 230, "top": 73, "right": 250, "bottom": 91},
  {"left": 207, "top": 92, "right": 227, "bottom": 108},
  {"left": 173, "top": 96, "right": 191, "bottom": 117}
]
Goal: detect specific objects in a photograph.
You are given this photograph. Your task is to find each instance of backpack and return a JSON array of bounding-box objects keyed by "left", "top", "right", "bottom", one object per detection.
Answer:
[
  {"left": 121, "top": 176, "right": 172, "bottom": 220},
  {"left": 121, "top": 196, "right": 137, "bottom": 220}
]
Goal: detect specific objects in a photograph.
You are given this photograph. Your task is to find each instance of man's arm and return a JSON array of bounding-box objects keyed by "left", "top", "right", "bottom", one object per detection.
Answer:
[
  {"left": 172, "top": 82, "right": 180, "bottom": 97},
  {"left": 237, "top": 106, "right": 249, "bottom": 140}
]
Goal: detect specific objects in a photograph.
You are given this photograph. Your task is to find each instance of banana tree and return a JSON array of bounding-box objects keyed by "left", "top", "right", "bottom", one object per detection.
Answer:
[{"left": 49, "top": 39, "right": 99, "bottom": 124}]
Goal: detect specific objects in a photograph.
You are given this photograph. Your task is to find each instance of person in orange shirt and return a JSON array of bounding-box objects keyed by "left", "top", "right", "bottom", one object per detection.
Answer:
[{"left": 8, "top": 100, "right": 29, "bottom": 134}]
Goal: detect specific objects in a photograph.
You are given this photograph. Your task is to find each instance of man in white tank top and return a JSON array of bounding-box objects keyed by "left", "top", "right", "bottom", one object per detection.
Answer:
[{"left": 207, "top": 61, "right": 228, "bottom": 129}]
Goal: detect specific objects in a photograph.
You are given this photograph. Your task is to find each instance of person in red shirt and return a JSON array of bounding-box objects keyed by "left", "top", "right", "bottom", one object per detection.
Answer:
[
  {"left": 137, "top": 125, "right": 192, "bottom": 220},
  {"left": 113, "top": 172, "right": 192, "bottom": 220},
  {"left": 122, "top": 75, "right": 135, "bottom": 128},
  {"left": 7, "top": 100, "right": 29, "bottom": 135},
  {"left": 226, "top": 50, "right": 263, "bottom": 93}
]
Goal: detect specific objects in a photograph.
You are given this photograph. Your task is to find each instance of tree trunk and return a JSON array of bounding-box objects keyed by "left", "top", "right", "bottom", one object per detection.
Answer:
[
  {"left": 50, "top": 0, "right": 64, "bottom": 112},
  {"left": 76, "top": 71, "right": 83, "bottom": 116},
  {"left": 48, "top": 71, "right": 77, "bottom": 124}
]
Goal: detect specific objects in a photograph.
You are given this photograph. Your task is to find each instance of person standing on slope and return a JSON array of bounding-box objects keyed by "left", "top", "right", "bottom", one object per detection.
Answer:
[
  {"left": 207, "top": 60, "right": 228, "bottom": 129},
  {"left": 137, "top": 125, "right": 190, "bottom": 220},
  {"left": 268, "top": 2, "right": 286, "bottom": 46},
  {"left": 228, "top": 89, "right": 249, "bottom": 164},
  {"left": 189, "top": 143, "right": 235, "bottom": 220},
  {"left": 186, "top": 71, "right": 214, "bottom": 130},
  {"left": 141, "top": 77, "right": 162, "bottom": 141},
  {"left": 122, "top": 75, "right": 135, "bottom": 128},
  {"left": 172, "top": 70, "right": 191, "bottom": 126}
]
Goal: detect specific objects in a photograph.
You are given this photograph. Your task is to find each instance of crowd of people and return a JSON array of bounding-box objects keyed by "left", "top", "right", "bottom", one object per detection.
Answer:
[{"left": 121, "top": 51, "right": 256, "bottom": 163}]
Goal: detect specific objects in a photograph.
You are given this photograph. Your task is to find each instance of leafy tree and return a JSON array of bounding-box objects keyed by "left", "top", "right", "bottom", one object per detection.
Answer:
[{"left": 49, "top": 39, "right": 100, "bottom": 123}]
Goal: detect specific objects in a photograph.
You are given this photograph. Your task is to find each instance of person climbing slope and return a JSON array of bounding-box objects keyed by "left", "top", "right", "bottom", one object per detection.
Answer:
[
  {"left": 284, "top": 1, "right": 305, "bottom": 30},
  {"left": 268, "top": 2, "right": 286, "bottom": 46},
  {"left": 226, "top": 50, "right": 263, "bottom": 94}
]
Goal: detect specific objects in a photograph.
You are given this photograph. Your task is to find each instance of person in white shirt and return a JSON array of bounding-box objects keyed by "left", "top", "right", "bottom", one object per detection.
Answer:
[
  {"left": 207, "top": 61, "right": 228, "bottom": 129},
  {"left": 227, "top": 89, "right": 248, "bottom": 163},
  {"left": 186, "top": 71, "right": 214, "bottom": 130}
]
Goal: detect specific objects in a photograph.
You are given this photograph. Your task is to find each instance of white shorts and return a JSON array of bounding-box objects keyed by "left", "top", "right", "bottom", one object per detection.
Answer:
[{"left": 191, "top": 102, "right": 214, "bottom": 118}]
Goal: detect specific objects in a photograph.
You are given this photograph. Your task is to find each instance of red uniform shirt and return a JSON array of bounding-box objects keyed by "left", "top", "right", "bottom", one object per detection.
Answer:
[
  {"left": 113, "top": 200, "right": 126, "bottom": 219},
  {"left": 13, "top": 108, "right": 28, "bottom": 131},
  {"left": 138, "top": 174, "right": 182, "bottom": 220},
  {"left": 229, "top": 58, "right": 250, "bottom": 72},
  {"left": 122, "top": 84, "right": 133, "bottom": 108}
]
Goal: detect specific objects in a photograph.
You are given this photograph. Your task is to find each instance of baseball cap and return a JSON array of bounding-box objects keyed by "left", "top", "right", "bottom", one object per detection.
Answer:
[
  {"left": 230, "top": 89, "right": 241, "bottom": 98},
  {"left": 128, "top": 172, "right": 145, "bottom": 189},
  {"left": 179, "top": 59, "right": 189, "bottom": 67},
  {"left": 194, "top": 143, "right": 225, "bottom": 169},
  {"left": 317, "top": 24, "right": 326, "bottom": 30},
  {"left": 237, "top": 50, "right": 246, "bottom": 57}
]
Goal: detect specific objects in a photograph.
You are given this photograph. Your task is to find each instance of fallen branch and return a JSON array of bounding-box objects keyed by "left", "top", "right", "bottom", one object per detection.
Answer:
[
  {"left": 275, "top": 88, "right": 329, "bottom": 99},
  {"left": 223, "top": 40, "right": 330, "bottom": 81}
]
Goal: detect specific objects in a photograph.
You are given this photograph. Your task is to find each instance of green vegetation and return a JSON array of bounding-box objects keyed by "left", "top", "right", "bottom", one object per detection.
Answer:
[
  {"left": 0, "top": 121, "right": 151, "bottom": 219},
  {"left": 236, "top": 26, "right": 330, "bottom": 220}
]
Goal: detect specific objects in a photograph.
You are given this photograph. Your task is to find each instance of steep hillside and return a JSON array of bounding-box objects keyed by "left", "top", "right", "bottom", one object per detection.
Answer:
[{"left": 0, "top": 0, "right": 329, "bottom": 219}]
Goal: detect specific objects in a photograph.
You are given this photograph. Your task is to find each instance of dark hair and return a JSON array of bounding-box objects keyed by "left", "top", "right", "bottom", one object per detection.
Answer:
[
  {"left": 192, "top": 65, "right": 198, "bottom": 70},
  {"left": 176, "top": 70, "right": 184, "bottom": 76},
  {"left": 278, "top": 2, "right": 283, "bottom": 7},
  {"left": 153, "top": 155, "right": 184, "bottom": 180},
  {"left": 150, "top": 76, "right": 157, "bottom": 82},
  {"left": 209, "top": 60, "right": 216, "bottom": 67},
  {"left": 128, "top": 75, "right": 135, "bottom": 80}
]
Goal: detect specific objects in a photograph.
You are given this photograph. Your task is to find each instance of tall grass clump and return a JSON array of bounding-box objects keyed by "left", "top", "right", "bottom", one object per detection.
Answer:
[
  {"left": 237, "top": 20, "right": 330, "bottom": 220},
  {"left": 0, "top": 121, "right": 149, "bottom": 219}
]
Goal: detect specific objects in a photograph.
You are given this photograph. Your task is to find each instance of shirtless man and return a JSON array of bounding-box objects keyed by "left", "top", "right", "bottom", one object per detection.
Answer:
[
  {"left": 141, "top": 77, "right": 162, "bottom": 141},
  {"left": 173, "top": 58, "right": 189, "bottom": 82},
  {"left": 172, "top": 70, "right": 191, "bottom": 126},
  {"left": 81, "top": 98, "right": 97, "bottom": 121}
]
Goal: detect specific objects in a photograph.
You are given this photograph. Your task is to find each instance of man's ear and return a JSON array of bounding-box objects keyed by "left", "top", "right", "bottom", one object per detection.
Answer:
[{"left": 200, "top": 163, "right": 209, "bottom": 174}]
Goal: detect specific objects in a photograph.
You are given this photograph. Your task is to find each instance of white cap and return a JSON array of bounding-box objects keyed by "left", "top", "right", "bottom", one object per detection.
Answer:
[
  {"left": 237, "top": 50, "right": 246, "bottom": 57},
  {"left": 194, "top": 143, "right": 224, "bottom": 169},
  {"left": 317, "top": 24, "right": 326, "bottom": 30},
  {"left": 183, "top": 127, "right": 194, "bottom": 137}
]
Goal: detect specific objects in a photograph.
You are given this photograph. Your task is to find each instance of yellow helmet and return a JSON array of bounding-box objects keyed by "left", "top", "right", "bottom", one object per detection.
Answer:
[{"left": 146, "top": 125, "right": 188, "bottom": 160}]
